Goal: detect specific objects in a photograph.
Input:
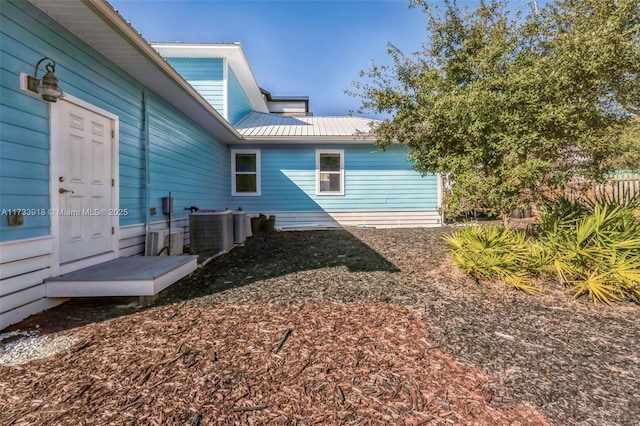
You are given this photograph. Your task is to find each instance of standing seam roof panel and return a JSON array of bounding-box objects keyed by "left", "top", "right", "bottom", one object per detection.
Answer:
[{"left": 233, "top": 112, "right": 376, "bottom": 138}]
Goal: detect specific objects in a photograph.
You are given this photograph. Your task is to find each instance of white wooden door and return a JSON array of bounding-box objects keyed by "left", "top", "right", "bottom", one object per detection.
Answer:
[{"left": 58, "top": 100, "right": 114, "bottom": 263}]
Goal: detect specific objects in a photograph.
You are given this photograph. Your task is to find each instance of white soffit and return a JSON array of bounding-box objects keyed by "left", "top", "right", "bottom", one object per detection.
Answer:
[
  {"left": 152, "top": 43, "right": 270, "bottom": 114},
  {"left": 26, "top": 0, "right": 242, "bottom": 144}
]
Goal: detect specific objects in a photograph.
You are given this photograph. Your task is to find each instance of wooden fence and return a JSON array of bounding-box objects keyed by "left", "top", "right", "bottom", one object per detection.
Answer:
[
  {"left": 593, "top": 170, "right": 640, "bottom": 203},
  {"left": 543, "top": 170, "right": 640, "bottom": 206}
]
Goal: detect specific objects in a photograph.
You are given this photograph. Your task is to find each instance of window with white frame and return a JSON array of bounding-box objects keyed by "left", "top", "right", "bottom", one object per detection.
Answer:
[
  {"left": 232, "top": 149, "right": 260, "bottom": 196},
  {"left": 316, "top": 149, "right": 344, "bottom": 195}
]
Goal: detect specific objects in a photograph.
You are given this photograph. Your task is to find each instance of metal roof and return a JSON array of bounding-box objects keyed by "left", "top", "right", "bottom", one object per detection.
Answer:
[
  {"left": 27, "top": 0, "right": 242, "bottom": 144},
  {"left": 234, "top": 112, "right": 377, "bottom": 142}
]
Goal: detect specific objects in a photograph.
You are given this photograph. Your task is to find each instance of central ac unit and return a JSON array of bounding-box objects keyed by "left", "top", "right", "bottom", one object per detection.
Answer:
[
  {"left": 189, "top": 211, "right": 234, "bottom": 254},
  {"left": 145, "top": 228, "right": 184, "bottom": 256},
  {"left": 232, "top": 212, "right": 247, "bottom": 244}
]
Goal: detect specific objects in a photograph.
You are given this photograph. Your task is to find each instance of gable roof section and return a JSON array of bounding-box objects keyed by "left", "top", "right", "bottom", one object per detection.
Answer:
[
  {"left": 27, "top": 0, "right": 242, "bottom": 144},
  {"left": 152, "top": 43, "right": 270, "bottom": 114},
  {"left": 234, "top": 111, "right": 377, "bottom": 143},
  {"left": 28, "top": 0, "right": 378, "bottom": 146}
]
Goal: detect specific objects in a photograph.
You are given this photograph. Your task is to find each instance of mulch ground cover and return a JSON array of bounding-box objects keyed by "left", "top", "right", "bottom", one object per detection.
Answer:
[{"left": 1, "top": 226, "right": 638, "bottom": 425}]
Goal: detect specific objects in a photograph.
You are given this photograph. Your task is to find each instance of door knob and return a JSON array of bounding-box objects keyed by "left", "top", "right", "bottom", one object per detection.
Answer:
[{"left": 59, "top": 188, "right": 74, "bottom": 194}]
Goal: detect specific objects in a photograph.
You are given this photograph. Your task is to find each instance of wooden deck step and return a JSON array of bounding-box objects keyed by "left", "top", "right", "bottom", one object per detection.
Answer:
[{"left": 45, "top": 256, "right": 198, "bottom": 298}]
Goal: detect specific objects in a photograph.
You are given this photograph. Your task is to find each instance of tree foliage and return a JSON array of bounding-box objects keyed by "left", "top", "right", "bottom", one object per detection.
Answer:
[
  {"left": 350, "top": 0, "right": 640, "bottom": 218},
  {"left": 609, "top": 117, "right": 640, "bottom": 169}
]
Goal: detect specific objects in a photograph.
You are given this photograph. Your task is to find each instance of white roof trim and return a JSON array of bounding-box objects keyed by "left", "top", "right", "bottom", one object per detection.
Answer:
[
  {"left": 228, "top": 137, "right": 377, "bottom": 145},
  {"left": 27, "top": 0, "right": 243, "bottom": 144},
  {"left": 152, "top": 43, "right": 270, "bottom": 114}
]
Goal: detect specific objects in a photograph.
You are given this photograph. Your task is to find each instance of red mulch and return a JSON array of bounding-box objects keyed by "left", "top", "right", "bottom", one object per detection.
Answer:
[
  {"left": 3, "top": 226, "right": 638, "bottom": 425},
  {"left": 1, "top": 302, "right": 550, "bottom": 425}
]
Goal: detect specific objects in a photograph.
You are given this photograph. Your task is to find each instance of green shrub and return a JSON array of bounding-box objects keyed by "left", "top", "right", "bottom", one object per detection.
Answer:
[
  {"left": 443, "top": 225, "right": 538, "bottom": 292},
  {"left": 537, "top": 195, "right": 591, "bottom": 236},
  {"left": 540, "top": 200, "right": 640, "bottom": 304},
  {"left": 444, "top": 197, "right": 640, "bottom": 304}
]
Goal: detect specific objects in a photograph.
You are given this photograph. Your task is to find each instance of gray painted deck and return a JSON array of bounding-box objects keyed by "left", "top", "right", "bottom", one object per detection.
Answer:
[{"left": 45, "top": 256, "right": 198, "bottom": 298}]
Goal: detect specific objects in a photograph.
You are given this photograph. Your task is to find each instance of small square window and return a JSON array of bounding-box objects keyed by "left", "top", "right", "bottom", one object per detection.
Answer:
[
  {"left": 316, "top": 150, "right": 344, "bottom": 195},
  {"left": 232, "top": 150, "right": 260, "bottom": 196}
]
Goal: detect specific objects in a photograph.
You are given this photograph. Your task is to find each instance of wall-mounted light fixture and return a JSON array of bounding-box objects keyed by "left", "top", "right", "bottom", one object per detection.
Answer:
[{"left": 26, "top": 57, "right": 64, "bottom": 102}]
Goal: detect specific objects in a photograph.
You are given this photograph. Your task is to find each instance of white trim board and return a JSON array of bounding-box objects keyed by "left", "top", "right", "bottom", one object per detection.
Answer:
[
  {"left": 244, "top": 210, "right": 442, "bottom": 229},
  {"left": 0, "top": 297, "right": 67, "bottom": 331},
  {"left": 0, "top": 236, "right": 53, "bottom": 264}
]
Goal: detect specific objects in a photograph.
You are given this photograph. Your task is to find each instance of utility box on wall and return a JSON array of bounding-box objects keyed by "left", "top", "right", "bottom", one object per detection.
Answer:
[{"left": 161, "top": 196, "right": 173, "bottom": 214}]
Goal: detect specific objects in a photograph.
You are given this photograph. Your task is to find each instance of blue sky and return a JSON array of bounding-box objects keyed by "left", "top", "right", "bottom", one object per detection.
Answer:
[{"left": 108, "top": 0, "right": 539, "bottom": 118}]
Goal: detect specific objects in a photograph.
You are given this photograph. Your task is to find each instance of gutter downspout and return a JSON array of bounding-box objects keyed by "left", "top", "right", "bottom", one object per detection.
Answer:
[
  {"left": 143, "top": 90, "right": 151, "bottom": 231},
  {"left": 437, "top": 173, "right": 445, "bottom": 225}
]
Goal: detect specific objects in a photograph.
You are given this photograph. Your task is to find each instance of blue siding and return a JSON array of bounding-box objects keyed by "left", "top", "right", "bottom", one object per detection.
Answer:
[
  {"left": 1, "top": 0, "right": 147, "bottom": 240},
  {"left": 0, "top": 0, "right": 228, "bottom": 242},
  {"left": 165, "top": 57, "right": 225, "bottom": 117},
  {"left": 147, "top": 95, "right": 229, "bottom": 218},
  {"left": 1, "top": 2, "right": 58, "bottom": 240},
  {"left": 228, "top": 66, "right": 252, "bottom": 124},
  {"left": 228, "top": 144, "right": 437, "bottom": 212}
]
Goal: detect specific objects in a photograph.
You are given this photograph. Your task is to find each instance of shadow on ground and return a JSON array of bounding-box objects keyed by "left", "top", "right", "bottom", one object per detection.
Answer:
[
  {"left": 3, "top": 229, "right": 399, "bottom": 335},
  {"left": 160, "top": 229, "right": 400, "bottom": 303}
]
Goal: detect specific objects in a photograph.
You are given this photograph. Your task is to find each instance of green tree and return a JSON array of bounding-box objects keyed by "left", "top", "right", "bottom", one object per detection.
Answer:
[
  {"left": 609, "top": 117, "right": 640, "bottom": 170},
  {"left": 350, "top": 0, "right": 640, "bottom": 219}
]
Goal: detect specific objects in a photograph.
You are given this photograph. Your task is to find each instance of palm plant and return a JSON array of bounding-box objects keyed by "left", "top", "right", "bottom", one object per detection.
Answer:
[
  {"left": 541, "top": 200, "right": 640, "bottom": 304},
  {"left": 443, "top": 225, "right": 538, "bottom": 292}
]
